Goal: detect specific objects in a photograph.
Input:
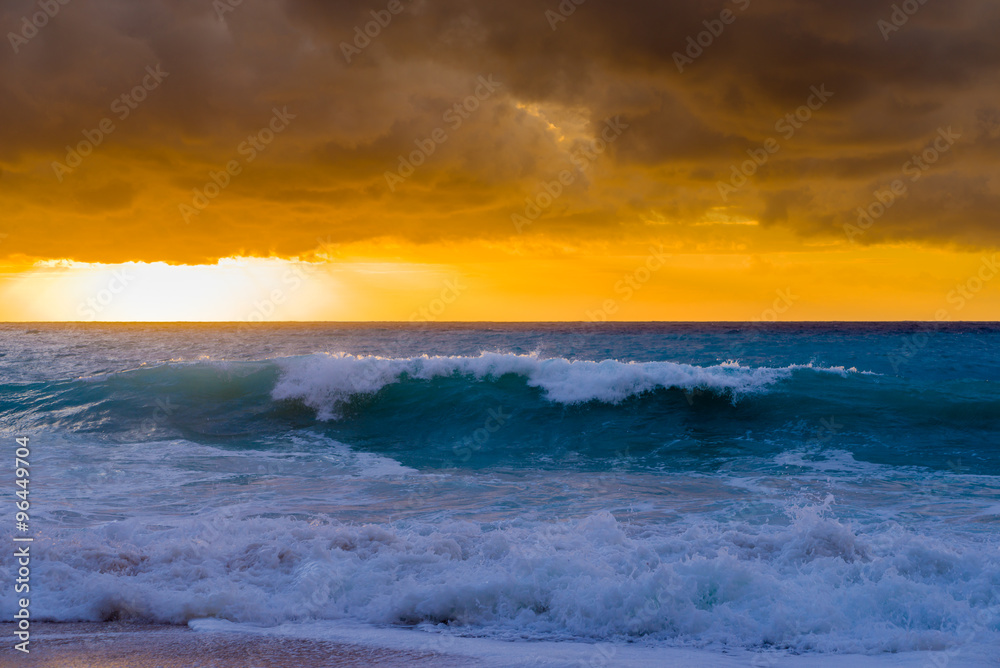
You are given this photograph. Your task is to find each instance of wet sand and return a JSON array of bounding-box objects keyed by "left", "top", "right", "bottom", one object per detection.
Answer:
[
  {"left": 2, "top": 621, "right": 995, "bottom": 668},
  {"left": 0, "top": 622, "right": 476, "bottom": 667}
]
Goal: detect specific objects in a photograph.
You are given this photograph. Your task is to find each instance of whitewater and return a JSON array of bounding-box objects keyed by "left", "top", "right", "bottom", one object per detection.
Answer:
[{"left": 0, "top": 323, "right": 997, "bottom": 666}]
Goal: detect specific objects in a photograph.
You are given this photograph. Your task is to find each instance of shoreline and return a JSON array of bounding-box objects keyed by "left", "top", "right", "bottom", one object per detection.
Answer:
[
  {"left": 4, "top": 621, "right": 993, "bottom": 668},
  {"left": 0, "top": 622, "right": 474, "bottom": 667}
]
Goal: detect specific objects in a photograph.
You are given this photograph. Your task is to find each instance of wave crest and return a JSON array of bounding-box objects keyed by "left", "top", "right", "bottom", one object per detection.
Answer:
[{"left": 271, "top": 352, "right": 853, "bottom": 420}]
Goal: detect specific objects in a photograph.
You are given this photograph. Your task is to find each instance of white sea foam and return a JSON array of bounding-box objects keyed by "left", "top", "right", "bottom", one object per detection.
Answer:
[
  {"left": 10, "top": 498, "right": 996, "bottom": 654},
  {"left": 271, "top": 353, "right": 860, "bottom": 419}
]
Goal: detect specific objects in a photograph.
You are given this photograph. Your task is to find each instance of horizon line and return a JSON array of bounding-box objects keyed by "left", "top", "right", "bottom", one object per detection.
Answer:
[{"left": 3, "top": 320, "right": 999, "bottom": 325}]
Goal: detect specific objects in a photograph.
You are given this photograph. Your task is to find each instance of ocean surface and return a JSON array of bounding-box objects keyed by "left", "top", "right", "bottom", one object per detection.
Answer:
[{"left": 1, "top": 323, "right": 998, "bottom": 664}]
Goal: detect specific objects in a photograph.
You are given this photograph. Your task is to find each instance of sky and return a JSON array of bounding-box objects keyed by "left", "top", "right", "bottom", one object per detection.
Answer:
[{"left": 1, "top": 0, "right": 999, "bottom": 321}]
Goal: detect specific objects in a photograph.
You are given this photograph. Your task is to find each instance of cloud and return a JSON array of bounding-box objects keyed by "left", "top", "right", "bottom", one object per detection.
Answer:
[{"left": 1, "top": 0, "right": 999, "bottom": 264}]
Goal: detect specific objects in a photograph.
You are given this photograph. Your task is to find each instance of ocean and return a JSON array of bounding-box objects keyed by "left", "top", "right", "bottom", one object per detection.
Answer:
[{"left": 2, "top": 323, "right": 998, "bottom": 665}]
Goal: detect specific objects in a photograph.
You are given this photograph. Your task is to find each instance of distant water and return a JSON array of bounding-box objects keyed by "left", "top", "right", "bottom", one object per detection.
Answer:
[{"left": 1, "top": 323, "right": 998, "bottom": 656}]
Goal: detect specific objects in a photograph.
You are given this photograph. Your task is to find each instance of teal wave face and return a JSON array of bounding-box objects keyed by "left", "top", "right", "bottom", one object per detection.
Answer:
[{"left": 5, "top": 351, "right": 999, "bottom": 474}]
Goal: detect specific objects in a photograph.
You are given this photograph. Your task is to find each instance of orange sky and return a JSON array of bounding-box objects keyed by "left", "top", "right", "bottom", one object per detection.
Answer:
[{"left": 1, "top": 0, "right": 999, "bottom": 321}]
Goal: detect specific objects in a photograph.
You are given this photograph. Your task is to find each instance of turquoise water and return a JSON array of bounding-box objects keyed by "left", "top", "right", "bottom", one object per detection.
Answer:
[{"left": 1, "top": 323, "right": 998, "bottom": 654}]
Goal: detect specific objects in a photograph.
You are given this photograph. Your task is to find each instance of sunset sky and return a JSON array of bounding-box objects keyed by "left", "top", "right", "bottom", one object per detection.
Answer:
[{"left": 2, "top": 0, "right": 999, "bottom": 321}]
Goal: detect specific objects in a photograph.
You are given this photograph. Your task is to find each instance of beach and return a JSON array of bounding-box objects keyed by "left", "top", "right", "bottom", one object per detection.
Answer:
[
  {"left": 5, "top": 621, "right": 998, "bottom": 667},
  {"left": 2, "top": 622, "right": 469, "bottom": 668}
]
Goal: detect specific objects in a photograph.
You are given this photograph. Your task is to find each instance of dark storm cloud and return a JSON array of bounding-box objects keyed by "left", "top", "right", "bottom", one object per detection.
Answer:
[{"left": 1, "top": 0, "right": 998, "bottom": 262}]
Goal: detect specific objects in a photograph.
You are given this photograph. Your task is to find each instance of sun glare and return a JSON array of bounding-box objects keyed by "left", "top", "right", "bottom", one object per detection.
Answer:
[{"left": 3, "top": 258, "right": 332, "bottom": 322}]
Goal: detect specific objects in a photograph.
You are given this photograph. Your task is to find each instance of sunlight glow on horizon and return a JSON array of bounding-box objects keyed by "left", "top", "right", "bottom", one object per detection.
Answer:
[{"left": 1, "top": 242, "right": 997, "bottom": 322}]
